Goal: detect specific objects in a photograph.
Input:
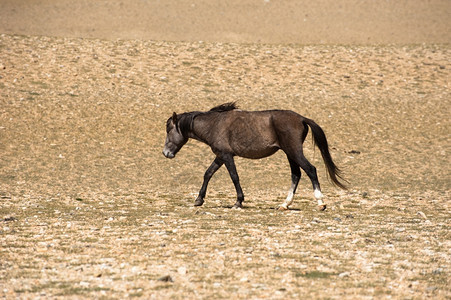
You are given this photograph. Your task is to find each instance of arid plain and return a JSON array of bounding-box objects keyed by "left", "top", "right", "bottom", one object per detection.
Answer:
[{"left": 1, "top": 1, "right": 450, "bottom": 299}]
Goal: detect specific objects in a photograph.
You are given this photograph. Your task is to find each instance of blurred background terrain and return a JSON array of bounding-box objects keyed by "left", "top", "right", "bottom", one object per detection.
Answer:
[{"left": 1, "top": 0, "right": 450, "bottom": 44}]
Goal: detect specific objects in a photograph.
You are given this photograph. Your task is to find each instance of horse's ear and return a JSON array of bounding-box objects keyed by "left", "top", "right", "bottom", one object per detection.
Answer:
[{"left": 172, "top": 112, "right": 180, "bottom": 132}]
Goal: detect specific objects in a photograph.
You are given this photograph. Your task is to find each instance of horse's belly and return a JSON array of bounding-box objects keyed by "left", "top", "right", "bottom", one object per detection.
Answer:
[
  {"left": 241, "top": 147, "right": 279, "bottom": 159},
  {"left": 232, "top": 142, "right": 279, "bottom": 159}
]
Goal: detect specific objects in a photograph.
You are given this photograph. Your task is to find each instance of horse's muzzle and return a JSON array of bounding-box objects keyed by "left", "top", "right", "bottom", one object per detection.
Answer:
[{"left": 163, "top": 150, "right": 175, "bottom": 159}]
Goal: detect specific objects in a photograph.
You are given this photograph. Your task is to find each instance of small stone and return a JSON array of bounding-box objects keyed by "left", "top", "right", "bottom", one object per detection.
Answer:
[
  {"left": 3, "top": 215, "right": 17, "bottom": 222},
  {"left": 317, "top": 204, "right": 327, "bottom": 211},
  {"left": 158, "top": 275, "right": 173, "bottom": 282},
  {"left": 417, "top": 211, "right": 428, "bottom": 219}
]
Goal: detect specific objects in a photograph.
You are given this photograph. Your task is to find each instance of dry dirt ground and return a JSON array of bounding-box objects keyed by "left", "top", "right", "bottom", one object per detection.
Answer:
[{"left": 1, "top": 1, "right": 450, "bottom": 299}]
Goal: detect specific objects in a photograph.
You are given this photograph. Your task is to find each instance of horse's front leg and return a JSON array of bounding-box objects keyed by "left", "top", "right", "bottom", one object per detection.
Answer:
[
  {"left": 195, "top": 157, "right": 223, "bottom": 206},
  {"left": 223, "top": 154, "right": 244, "bottom": 208}
]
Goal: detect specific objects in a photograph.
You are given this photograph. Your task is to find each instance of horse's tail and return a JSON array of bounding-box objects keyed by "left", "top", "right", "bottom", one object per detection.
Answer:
[{"left": 303, "top": 118, "right": 348, "bottom": 190}]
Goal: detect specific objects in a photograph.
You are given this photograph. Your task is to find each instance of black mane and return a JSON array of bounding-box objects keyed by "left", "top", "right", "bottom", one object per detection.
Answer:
[
  {"left": 209, "top": 102, "right": 238, "bottom": 112},
  {"left": 174, "top": 103, "right": 237, "bottom": 138},
  {"left": 178, "top": 112, "right": 201, "bottom": 138}
]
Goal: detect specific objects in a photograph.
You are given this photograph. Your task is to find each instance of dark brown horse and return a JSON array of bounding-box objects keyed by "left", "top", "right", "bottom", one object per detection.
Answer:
[{"left": 163, "top": 103, "right": 346, "bottom": 210}]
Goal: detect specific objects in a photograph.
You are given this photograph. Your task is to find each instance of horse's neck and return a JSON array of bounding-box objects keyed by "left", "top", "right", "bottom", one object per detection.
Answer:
[
  {"left": 189, "top": 121, "right": 206, "bottom": 143},
  {"left": 189, "top": 114, "right": 214, "bottom": 144}
]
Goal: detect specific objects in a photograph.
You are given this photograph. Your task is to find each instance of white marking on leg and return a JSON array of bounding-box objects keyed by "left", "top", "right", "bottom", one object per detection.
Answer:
[
  {"left": 285, "top": 190, "right": 294, "bottom": 204},
  {"left": 314, "top": 189, "right": 324, "bottom": 206},
  {"left": 279, "top": 183, "right": 296, "bottom": 210}
]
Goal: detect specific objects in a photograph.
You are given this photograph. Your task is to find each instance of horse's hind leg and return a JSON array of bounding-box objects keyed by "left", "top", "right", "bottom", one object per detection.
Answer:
[
  {"left": 278, "top": 158, "right": 301, "bottom": 210},
  {"left": 195, "top": 157, "right": 223, "bottom": 206},
  {"left": 291, "top": 153, "right": 327, "bottom": 211}
]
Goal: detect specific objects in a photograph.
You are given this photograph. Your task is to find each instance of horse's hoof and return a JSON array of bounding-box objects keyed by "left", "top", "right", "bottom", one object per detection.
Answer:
[
  {"left": 317, "top": 204, "right": 327, "bottom": 211},
  {"left": 194, "top": 198, "right": 204, "bottom": 206},
  {"left": 277, "top": 205, "right": 288, "bottom": 211},
  {"left": 232, "top": 202, "right": 243, "bottom": 209}
]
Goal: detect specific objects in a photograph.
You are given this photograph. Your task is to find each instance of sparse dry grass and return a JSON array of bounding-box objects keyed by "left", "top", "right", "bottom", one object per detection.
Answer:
[
  {"left": 1, "top": 190, "right": 449, "bottom": 298},
  {"left": 0, "top": 34, "right": 450, "bottom": 298}
]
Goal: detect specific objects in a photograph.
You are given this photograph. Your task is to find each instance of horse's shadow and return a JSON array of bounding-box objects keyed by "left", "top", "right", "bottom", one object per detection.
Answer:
[{"left": 205, "top": 205, "right": 302, "bottom": 211}]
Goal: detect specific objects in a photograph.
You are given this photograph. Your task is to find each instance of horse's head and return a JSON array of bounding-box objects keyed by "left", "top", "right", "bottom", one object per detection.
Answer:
[{"left": 163, "top": 112, "right": 188, "bottom": 159}]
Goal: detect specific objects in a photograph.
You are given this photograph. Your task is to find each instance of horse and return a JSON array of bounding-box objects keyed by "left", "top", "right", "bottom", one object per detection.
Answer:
[{"left": 163, "top": 103, "right": 347, "bottom": 211}]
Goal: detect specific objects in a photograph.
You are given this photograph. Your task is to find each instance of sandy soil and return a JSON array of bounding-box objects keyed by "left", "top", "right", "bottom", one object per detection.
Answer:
[{"left": 1, "top": 1, "right": 450, "bottom": 299}]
